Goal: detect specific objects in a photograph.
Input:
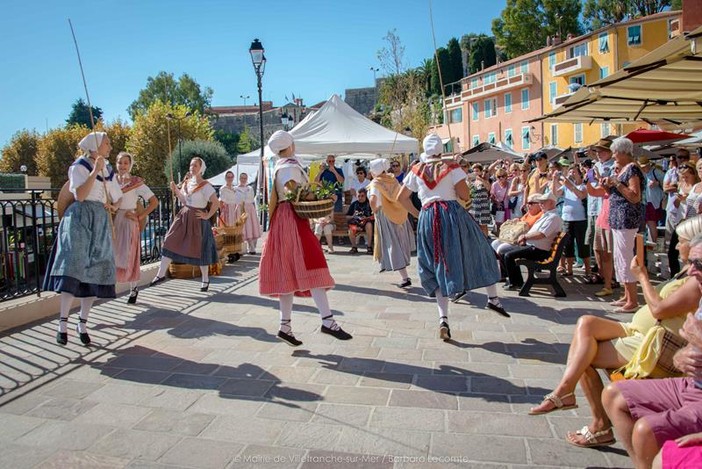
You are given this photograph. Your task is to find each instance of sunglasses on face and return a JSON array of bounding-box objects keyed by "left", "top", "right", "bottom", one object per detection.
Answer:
[
  {"left": 391, "top": 163, "right": 400, "bottom": 167},
  {"left": 527, "top": 201, "right": 539, "bottom": 205},
  {"left": 688, "top": 258, "right": 702, "bottom": 272},
  {"left": 498, "top": 175, "right": 507, "bottom": 179}
]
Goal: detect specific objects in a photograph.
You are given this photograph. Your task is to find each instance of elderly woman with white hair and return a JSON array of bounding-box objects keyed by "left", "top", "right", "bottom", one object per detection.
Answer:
[
  {"left": 601, "top": 137, "right": 645, "bottom": 313},
  {"left": 259, "top": 130, "right": 352, "bottom": 347},
  {"left": 150, "top": 156, "right": 219, "bottom": 292},
  {"left": 367, "top": 158, "right": 416, "bottom": 288},
  {"left": 44, "top": 131, "right": 123, "bottom": 346},
  {"left": 113, "top": 151, "right": 158, "bottom": 304},
  {"left": 398, "top": 135, "right": 508, "bottom": 341}
]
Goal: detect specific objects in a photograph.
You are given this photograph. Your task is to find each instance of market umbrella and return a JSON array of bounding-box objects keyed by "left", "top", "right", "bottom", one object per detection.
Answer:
[{"left": 625, "top": 128, "right": 685, "bottom": 145}]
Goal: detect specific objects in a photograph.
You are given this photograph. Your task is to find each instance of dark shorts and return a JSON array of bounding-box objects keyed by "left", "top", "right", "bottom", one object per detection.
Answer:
[
  {"left": 646, "top": 202, "right": 665, "bottom": 222},
  {"left": 616, "top": 377, "right": 702, "bottom": 447}
]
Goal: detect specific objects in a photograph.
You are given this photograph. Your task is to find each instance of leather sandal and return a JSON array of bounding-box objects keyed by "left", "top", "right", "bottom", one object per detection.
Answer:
[
  {"left": 529, "top": 392, "right": 578, "bottom": 415},
  {"left": 566, "top": 426, "right": 616, "bottom": 448}
]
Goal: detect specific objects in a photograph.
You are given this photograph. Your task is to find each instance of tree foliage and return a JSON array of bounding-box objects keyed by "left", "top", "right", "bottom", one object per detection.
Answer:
[
  {"left": 236, "top": 127, "right": 253, "bottom": 155},
  {"left": 446, "top": 38, "right": 464, "bottom": 85},
  {"left": 213, "top": 129, "right": 240, "bottom": 157},
  {"left": 493, "top": 0, "right": 582, "bottom": 59},
  {"left": 165, "top": 139, "right": 231, "bottom": 183},
  {"left": 468, "top": 35, "right": 498, "bottom": 75},
  {"left": 66, "top": 98, "right": 103, "bottom": 127},
  {"left": 36, "top": 125, "right": 88, "bottom": 188},
  {"left": 127, "top": 71, "right": 214, "bottom": 120},
  {"left": 127, "top": 102, "right": 213, "bottom": 186},
  {"left": 430, "top": 47, "right": 451, "bottom": 96},
  {"left": 583, "top": 0, "right": 672, "bottom": 30},
  {"left": 0, "top": 130, "right": 40, "bottom": 175}
]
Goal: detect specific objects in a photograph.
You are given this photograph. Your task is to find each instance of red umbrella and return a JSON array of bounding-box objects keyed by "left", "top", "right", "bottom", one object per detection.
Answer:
[{"left": 625, "top": 128, "right": 685, "bottom": 145}]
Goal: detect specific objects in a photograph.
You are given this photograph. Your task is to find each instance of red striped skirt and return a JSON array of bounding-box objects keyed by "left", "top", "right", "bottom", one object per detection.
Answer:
[{"left": 259, "top": 202, "right": 334, "bottom": 297}]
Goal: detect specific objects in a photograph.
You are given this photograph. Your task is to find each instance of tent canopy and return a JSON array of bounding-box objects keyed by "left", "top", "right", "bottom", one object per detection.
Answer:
[{"left": 461, "top": 142, "right": 522, "bottom": 163}]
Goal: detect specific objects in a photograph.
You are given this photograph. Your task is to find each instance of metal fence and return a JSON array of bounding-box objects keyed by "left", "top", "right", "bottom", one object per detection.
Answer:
[{"left": 0, "top": 187, "right": 176, "bottom": 302}]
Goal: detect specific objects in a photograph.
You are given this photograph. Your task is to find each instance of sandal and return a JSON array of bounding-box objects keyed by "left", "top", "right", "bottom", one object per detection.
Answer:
[
  {"left": 556, "top": 267, "right": 567, "bottom": 274},
  {"left": 566, "top": 426, "right": 616, "bottom": 448},
  {"left": 528, "top": 392, "right": 578, "bottom": 415}
]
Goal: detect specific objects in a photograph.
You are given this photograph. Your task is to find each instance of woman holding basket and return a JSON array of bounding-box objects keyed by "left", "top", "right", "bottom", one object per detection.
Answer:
[{"left": 259, "top": 130, "right": 352, "bottom": 347}]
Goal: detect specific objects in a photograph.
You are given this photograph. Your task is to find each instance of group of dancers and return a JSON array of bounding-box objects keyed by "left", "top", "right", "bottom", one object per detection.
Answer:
[{"left": 44, "top": 129, "right": 509, "bottom": 347}]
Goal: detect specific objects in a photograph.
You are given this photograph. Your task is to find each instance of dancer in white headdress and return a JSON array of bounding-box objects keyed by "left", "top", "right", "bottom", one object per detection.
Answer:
[
  {"left": 150, "top": 156, "right": 219, "bottom": 292},
  {"left": 233, "top": 172, "right": 262, "bottom": 254},
  {"left": 44, "top": 131, "right": 123, "bottom": 345},
  {"left": 113, "top": 151, "right": 158, "bottom": 303},
  {"left": 398, "top": 135, "right": 508, "bottom": 341},
  {"left": 259, "top": 130, "right": 352, "bottom": 346}
]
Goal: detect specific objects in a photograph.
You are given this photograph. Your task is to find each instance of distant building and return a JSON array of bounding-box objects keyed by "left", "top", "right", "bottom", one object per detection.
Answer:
[
  {"left": 432, "top": 10, "right": 682, "bottom": 153},
  {"left": 345, "top": 80, "right": 380, "bottom": 116}
]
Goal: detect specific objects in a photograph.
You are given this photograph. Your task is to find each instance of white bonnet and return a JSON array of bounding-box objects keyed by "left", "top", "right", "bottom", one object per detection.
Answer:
[
  {"left": 369, "top": 158, "right": 390, "bottom": 177},
  {"left": 268, "top": 130, "right": 294, "bottom": 155},
  {"left": 420, "top": 134, "right": 443, "bottom": 163},
  {"left": 78, "top": 131, "right": 107, "bottom": 153}
]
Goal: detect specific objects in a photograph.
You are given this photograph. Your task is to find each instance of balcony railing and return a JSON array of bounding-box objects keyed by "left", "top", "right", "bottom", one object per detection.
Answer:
[
  {"left": 552, "top": 55, "right": 593, "bottom": 77},
  {"left": 552, "top": 92, "right": 575, "bottom": 107},
  {"left": 461, "top": 73, "right": 532, "bottom": 100}
]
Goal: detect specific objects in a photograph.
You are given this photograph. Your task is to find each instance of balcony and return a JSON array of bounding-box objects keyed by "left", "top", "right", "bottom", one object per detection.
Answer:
[
  {"left": 552, "top": 55, "right": 593, "bottom": 77},
  {"left": 552, "top": 92, "right": 575, "bottom": 107},
  {"left": 459, "top": 73, "right": 533, "bottom": 101}
]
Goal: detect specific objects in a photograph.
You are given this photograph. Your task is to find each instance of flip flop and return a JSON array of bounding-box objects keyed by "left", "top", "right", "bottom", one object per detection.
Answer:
[
  {"left": 528, "top": 392, "right": 578, "bottom": 415},
  {"left": 566, "top": 426, "right": 616, "bottom": 448}
]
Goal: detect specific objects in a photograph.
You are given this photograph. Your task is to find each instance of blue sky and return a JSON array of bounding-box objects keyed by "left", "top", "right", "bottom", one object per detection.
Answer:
[{"left": 0, "top": 0, "right": 506, "bottom": 148}]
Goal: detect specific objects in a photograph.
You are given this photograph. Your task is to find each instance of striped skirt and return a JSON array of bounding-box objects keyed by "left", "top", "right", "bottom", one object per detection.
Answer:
[
  {"left": 43, "top": 200, "right": 116, "bottom": 298},
  {"left": 375, "top": 211, "right": 415, "bottom": 272},
  {"left": 259, "top": 202, "right": 334, "bottom": 297},
  {"left": 417, "top": 200, "right": 500, "bottom": 297},
  {"left": 114, "top": 209, "right": 141, "bottom": 283}
]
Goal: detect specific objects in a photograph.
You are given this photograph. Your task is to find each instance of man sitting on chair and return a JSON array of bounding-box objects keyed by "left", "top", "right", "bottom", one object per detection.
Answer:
[
  {"left": 346, "top": 188, "right": 374, "bottom": 254},
  {"left": 501, "top": 192, "right": 562, "bottom": 290}
]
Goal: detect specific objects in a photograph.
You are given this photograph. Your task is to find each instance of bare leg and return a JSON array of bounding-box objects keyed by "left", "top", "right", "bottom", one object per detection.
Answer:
[
  {"left": 603, "top": 383, "right": 637, "bottom": 458},
  {"left": 600, "top": 251, "right": 613, "bottom": 290},
  {"left": 324, "top": 230, "right": 334, "bottom": 252},
  {"left": 632, "top": 418, "right": 660, "bottom": 469},
  {"left": 365, "top": 223, "right": 373, "bottom": 245},
  {"left": 530, "top": 316, "right": 626, "bottom": 413},
  {"left": 622, "top": 281, "right": 639, "bottom": 309}
]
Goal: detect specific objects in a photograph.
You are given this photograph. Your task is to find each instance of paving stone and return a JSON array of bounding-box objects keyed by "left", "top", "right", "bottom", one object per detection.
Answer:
[
  {"left": 88, "top": 428, "right": 181, "bottom": 461},
  {"left": 33, "top": 450, "right": 129, "bottom": 469},
  {"left": 0, "top": 413, "right": 45, "bottom": 441},
  {"left": 218, "top": 378, "right": 275, "bottom": 397},
  {"left": 200, "top": 415, "right": 284, "bottom": 445},
  {"left": 0, "top": 443, "right": 57, "bottom": 469},
  {"left": 158, "top": 437, "right": 243, "bottom": 468},
  {"left": 430, "top": 434, "right": 527, "bottom": 464},
  {"left": 302, "top": 450, "right": 392, "bottom": 468},
  {"left": 447, "top": 411, "right": 552, "bottom": 437},
  {"left": 470, "top": 376, "right": 529, "bottom": 395},
  {"left": 26, "top": 397, "right": 98, "bottom": 421},
  {"left": 310, "top": 368, "right": 360, "bottom": 386},
  {"left": 370, "top": 407, "right": 445, "bottom": 432},
  {"left": 73, "top": 402, "right": 153, "bottom": 428},
  {"left": 39, "top": 380, "right": 105, "bottom": 399},
  {"left": 334, "top": 426, "right": 431, "bottom": 458},
  {"left": 414, "top": 375, "right": 469, "bottom": 393},
  {"left": 85, "top": 382, "right": 161, "bottom": 405},
  {"left": 16, "top": 421, "right": 114, "bottom": 450},
  {"left": 0, "top": 394, "right": 53, "bottom": 415},
  {"left": 188, "top": 395, "right": 264, "bottom": 417},
  {"left": 229, "top": 444, "right": 306, "bottom": 468},
  {"left": 275, "top": 422, "right": 343, "bottom": 450},
  {"left": 134, "top": 408, "right": 215, "bottom": 435},
  {"left": 256, "top": 400, "right": 318, "bottom": 422},
  {"left": 311, "top": 403, "right": 372, "bottom": 427},
  {"left": 527, "top": 437, "right": 612, "bottom": 467},
  {"left": 455, "top": 394, "right": 512, "bottom": 413},
  {"left": 324, "top": 386, "right": 389, "bottom": 405},
  {"left": 388, "top": 389, "right": 458, "bottom": 410},
  {"left": 359, "top": 372, "right": 413, "bottom": 389},
  {"left": 138, "top": 388, "right": 204, "bottom": 411}
]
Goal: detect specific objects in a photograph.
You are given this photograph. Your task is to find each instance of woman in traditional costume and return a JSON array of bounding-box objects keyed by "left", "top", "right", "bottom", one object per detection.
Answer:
[
  {"left": 259, "top": 130, "right": 352, "bottom": 347},
  {"left": 233, "top": 172, "right": 262, "bottom": 254},
  {"left": 150, "top": 156, "right": 219, "bottom": 292},
  {"left": 367, "top": 158, "right": 415, "bottom": 288},
  {"left": 44, "top": 131, "right": 122, "bottom": 345},
  {"left": 398, "top": 135, "right": 508, "bottom": 341},
  {"left": 114, "top": 152, "right": 158, "bottom": 304},
  {"left": 218, "top": 171, "right": 238, "bottom": 227}
]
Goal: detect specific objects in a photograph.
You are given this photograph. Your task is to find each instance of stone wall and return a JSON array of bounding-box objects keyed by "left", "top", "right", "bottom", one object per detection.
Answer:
[{"left": 345, "top": 85, "right": 378, "bottom": 116}]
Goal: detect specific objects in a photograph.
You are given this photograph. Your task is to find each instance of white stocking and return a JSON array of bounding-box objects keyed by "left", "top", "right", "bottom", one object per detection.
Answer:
[
  {"left": 199, "top": 265, "right": 209, "bottom": 284},
  {"left": 155, "top": 256, "right": 172, "bottom": 278},
  {"left": 279, "top": 293, "right": 294, "bottom": 333},
  {"left": 485, "top": 284, "right": 498, "bottom": 299},
  {"left": 311, "top": 288, "right": 336, "bottom": 329},
  {"left": 434, "top": 288, "right": 449, "bottom": 323},
  {"left": 398, "top": 267, "right": 409, "bottom": 281},
  {"left": 78, "top": 297, "right": 95, "bottom": 333},
  {"left": 58, "top": 292, "right": 74, "bottom": 333}
]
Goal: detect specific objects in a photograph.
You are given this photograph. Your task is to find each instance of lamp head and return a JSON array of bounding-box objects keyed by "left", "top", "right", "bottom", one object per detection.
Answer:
[{"left": 249, "top": 39, "right": 266, "bottom": 74}]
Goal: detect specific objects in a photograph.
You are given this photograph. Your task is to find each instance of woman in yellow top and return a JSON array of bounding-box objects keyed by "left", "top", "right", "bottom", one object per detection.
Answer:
[{"left": 527, "top": 215, "right": 702, "bottom": 448}]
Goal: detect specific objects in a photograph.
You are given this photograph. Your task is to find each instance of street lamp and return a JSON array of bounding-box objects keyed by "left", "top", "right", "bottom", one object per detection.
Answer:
[
  {"left": 249, "top": 38, "right": 267, "bottom": 228},
  {"left": 240, "top": 94, "right": 250, "bottom": 107},
  {"left": 166, "top": 111, "right": 193, "bottom": 183},
  {"left": 281, "top": 112, "right": 291, "bottom": 131},
  {"left": 370, "top": 66, "right": 379, "bottom": 84}
]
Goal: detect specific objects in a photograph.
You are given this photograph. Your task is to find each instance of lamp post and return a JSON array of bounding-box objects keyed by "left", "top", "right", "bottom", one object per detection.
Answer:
[
  {"left": 240, "top": 94, "right": 250, "bottom": 107},
  {"left": 249, "top": 38, "right": 267, "bottom": 229},
  {"left": 370, "top": 66, "right": 379, "bottom": 84},
  {"left": 281, "top": 112, "right": 291, "bottom": 131},
  {"left": 166, "top": 111, "right": 193, "bottom": 183}
]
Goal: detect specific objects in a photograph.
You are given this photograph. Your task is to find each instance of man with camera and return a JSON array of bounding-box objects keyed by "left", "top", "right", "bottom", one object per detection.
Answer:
[{"left": 316, "top": 154, "right": 345, "bottom": 212}]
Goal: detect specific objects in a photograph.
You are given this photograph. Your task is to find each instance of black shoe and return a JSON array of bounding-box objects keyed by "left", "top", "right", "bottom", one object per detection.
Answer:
[
  {"left": 321, "top": 325, "right": 353, "bottom": 340},
  {"left": 350, "top": 247, "right": 358, "bottom": 254},
  {"left": 248, "top": 251, "right": 256, "bottom": 255},
  {"left": 487, "top": 300, "right": 511, "bottom": 318},
  {"left": 200, "top": 281, "right": 210, "bottom": 292},
  {"left": 503, "top": 284, "right": 521, "bottom": 291},
  {"left": 399, "top": 278, "right": 412, "bottom": 289},
  {"left": 150, "top": 275, "right": 166, "bottom": 287},
  {"left": 439, "top": 321, "right": 451, "bottom": 341},
  {"left": 277, "top": 330, "right": 303, "bottom": 347},
  {"left": 450, "top": 291, "right": 466, "bottom": 303},
  {"left": 56, "top": 331, "right": 68, "bottom": 345},
  {"left": 366, "top": 247, "right": 373, "bottom": 254},
  {"left": 76, "top": 324, "right": 91, "bottom": 346},
  {"left": 127, "top": 288, "right": 138, "bottom": 304}
]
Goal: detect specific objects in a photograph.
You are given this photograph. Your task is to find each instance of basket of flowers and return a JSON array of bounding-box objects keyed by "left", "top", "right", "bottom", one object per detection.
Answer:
[{"left": 287, "top": 181, "right": 337, "bottom": 220}]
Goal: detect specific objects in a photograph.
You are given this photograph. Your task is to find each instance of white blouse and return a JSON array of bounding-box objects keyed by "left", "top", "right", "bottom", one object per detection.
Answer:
[
  {"left": 118, "top": 183, "right": 155, "bottom": 210},
  {"left": 219, "top": 186, "right": 238, "bottom": 204},
  {"left": 403, "top": 167, "right": 466, "bottom": 205},
  {"left": 68, "top": 157, "right": 122, "bottom": 204},
  {"left": 235, "top": 185, "right": 255, "bottom": 204},
  {"left": 275, "top": 165, "right": 307, "bottom": 198},
  {"left": 180, "top": 179, "right": 215, "bottom": 209}
]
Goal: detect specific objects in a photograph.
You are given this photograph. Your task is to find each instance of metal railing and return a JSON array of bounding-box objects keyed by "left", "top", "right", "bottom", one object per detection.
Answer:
[{"left": 0, "top": 187, "right": 177, "bottom": 302}]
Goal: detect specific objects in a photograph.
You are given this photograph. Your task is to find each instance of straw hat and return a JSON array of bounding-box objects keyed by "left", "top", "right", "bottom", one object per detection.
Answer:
[{"left": 592, "top": 138, "right": 614, "bottom": 152}]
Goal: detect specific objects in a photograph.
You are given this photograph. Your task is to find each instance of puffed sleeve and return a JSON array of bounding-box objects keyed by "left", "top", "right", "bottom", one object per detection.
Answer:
[{"left": 68, "top": 162, "right": 90, "bottom": 197}]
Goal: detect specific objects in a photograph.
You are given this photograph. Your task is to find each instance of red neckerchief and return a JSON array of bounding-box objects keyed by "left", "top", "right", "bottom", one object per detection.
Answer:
[
  {"left": 411, "top": 162, "right": 460, "bottom": 190},
  {"left": 118, "top": 175, "right": 144, "bottom": 193}
]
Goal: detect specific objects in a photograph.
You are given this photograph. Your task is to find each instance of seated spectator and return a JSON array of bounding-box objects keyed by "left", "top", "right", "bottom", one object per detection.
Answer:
[
  {"left": 653, "top": 431, "right": 702, "bottom": 469},
  {"left": 313, "top": 207, "right": 335, "bottom": 253},
  {"left": 491, "top": 193, "right": 544, "bottom": 256},
  {"left": 346, "top": 188, "right": 374, "bottom": 254},
  {"left": 603, "top": 255, "right": 702, "bottom": 468},
  {"left": 501, "top": 193, "right": 562, "bottom": 290},
  {"left": 528, "top": 218, "right": 702, "bottom": 451},
  {"left": 350, "top": 167, "right": 370, "bottom": 202}
]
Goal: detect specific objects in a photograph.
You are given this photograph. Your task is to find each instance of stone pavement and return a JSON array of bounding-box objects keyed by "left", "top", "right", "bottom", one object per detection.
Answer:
[{"left": 0, "top": 246, "right": 636, "bottom": 468}]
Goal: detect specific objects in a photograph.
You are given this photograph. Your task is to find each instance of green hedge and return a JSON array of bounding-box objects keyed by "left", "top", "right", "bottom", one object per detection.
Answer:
[{"left": 0, "top": 173, "right": 25, "bottom": 190}]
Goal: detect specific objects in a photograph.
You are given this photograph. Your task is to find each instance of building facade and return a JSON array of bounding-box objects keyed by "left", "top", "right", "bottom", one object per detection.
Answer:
[{"left": 434, "top": 10, "right": 681, "bottom": 154}]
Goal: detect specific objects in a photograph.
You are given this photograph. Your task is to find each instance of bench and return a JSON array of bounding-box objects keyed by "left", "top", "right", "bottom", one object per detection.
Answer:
[{"left": 516, "top": 232, "right": 570, "bottom": 298}]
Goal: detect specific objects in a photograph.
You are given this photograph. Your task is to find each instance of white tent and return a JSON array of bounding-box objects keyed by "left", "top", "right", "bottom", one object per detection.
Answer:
[{"left": 209, "top": 94, "right": 419, "bottom": 184}]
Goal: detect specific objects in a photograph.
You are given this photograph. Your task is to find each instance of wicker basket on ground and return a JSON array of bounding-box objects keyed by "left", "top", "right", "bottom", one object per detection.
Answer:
[
  {"left": 168, "top": 260, "right": 224, "bottom": 279},
  {"left": 220, "top": 212, "right": 247, "bottom": 257}
]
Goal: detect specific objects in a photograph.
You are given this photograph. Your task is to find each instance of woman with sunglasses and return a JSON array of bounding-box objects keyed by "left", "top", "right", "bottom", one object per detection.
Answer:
[
  {"left": 669, "top": 162, "right": 702, "bottom": 277},
  {"left": 490, "top": 168, "right": 511, "bottom": 230},
  {"left": 508, "top": 162, "right": 530, "bottom": 219}
]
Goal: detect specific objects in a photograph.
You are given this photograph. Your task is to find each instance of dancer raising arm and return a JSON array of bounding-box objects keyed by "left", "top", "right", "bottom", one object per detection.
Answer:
[
  {"left": 44, "top": 131, "right": 122, "bottom": 345},
  {"left": 150, "top": 156, "right": 219, "bottom": 292},
  {"left": 114, "top": 151, "right": 158, "bottom": 304},
  {"left": 397, "top": 135, "right": 508, "bottom": 341},
  {"left": 259, "top": 130, "right": 352, "bottom": 347}
]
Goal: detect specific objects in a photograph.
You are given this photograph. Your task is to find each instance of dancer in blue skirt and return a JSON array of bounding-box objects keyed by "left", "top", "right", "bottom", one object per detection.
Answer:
[{"left": 398, "top": 135, "right": 508, "bottom": 341}]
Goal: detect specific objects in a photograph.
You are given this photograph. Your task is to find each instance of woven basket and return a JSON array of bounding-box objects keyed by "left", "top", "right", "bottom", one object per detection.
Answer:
[
  {"left": 292, "top": 198, "right": 334, "bottom": 219},
  {"left": 215, "top": 234, "right": 225, "bottom": 250},
  {"left": 169, "top": 263, "right": 200, "bottom": 279}
]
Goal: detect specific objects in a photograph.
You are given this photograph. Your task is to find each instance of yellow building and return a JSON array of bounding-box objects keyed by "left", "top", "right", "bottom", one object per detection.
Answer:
[{"left": 541, "top": 11, "right": 681, "bottom": 149}]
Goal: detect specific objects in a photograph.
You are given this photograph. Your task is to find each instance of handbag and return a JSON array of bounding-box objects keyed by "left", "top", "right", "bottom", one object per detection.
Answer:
[
  {"left": 616, "top": 321, "right": 688, "bottom": 379},
  {"left": 498, "top": 220, "right": 530, "bottom": 244}
]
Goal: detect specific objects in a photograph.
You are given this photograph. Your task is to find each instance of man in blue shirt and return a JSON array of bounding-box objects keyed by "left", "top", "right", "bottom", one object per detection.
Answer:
[{"left": 316, "top": 154, "right": 345, "bottom": 212}]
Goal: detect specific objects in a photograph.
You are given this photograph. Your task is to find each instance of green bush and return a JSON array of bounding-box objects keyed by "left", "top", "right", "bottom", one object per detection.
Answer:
[
  {"left": 165, "top": 139, "right": 232, "bottom": 183},
  {"left": 0, "top": 173, "right": 25, "bottom": 190}
]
